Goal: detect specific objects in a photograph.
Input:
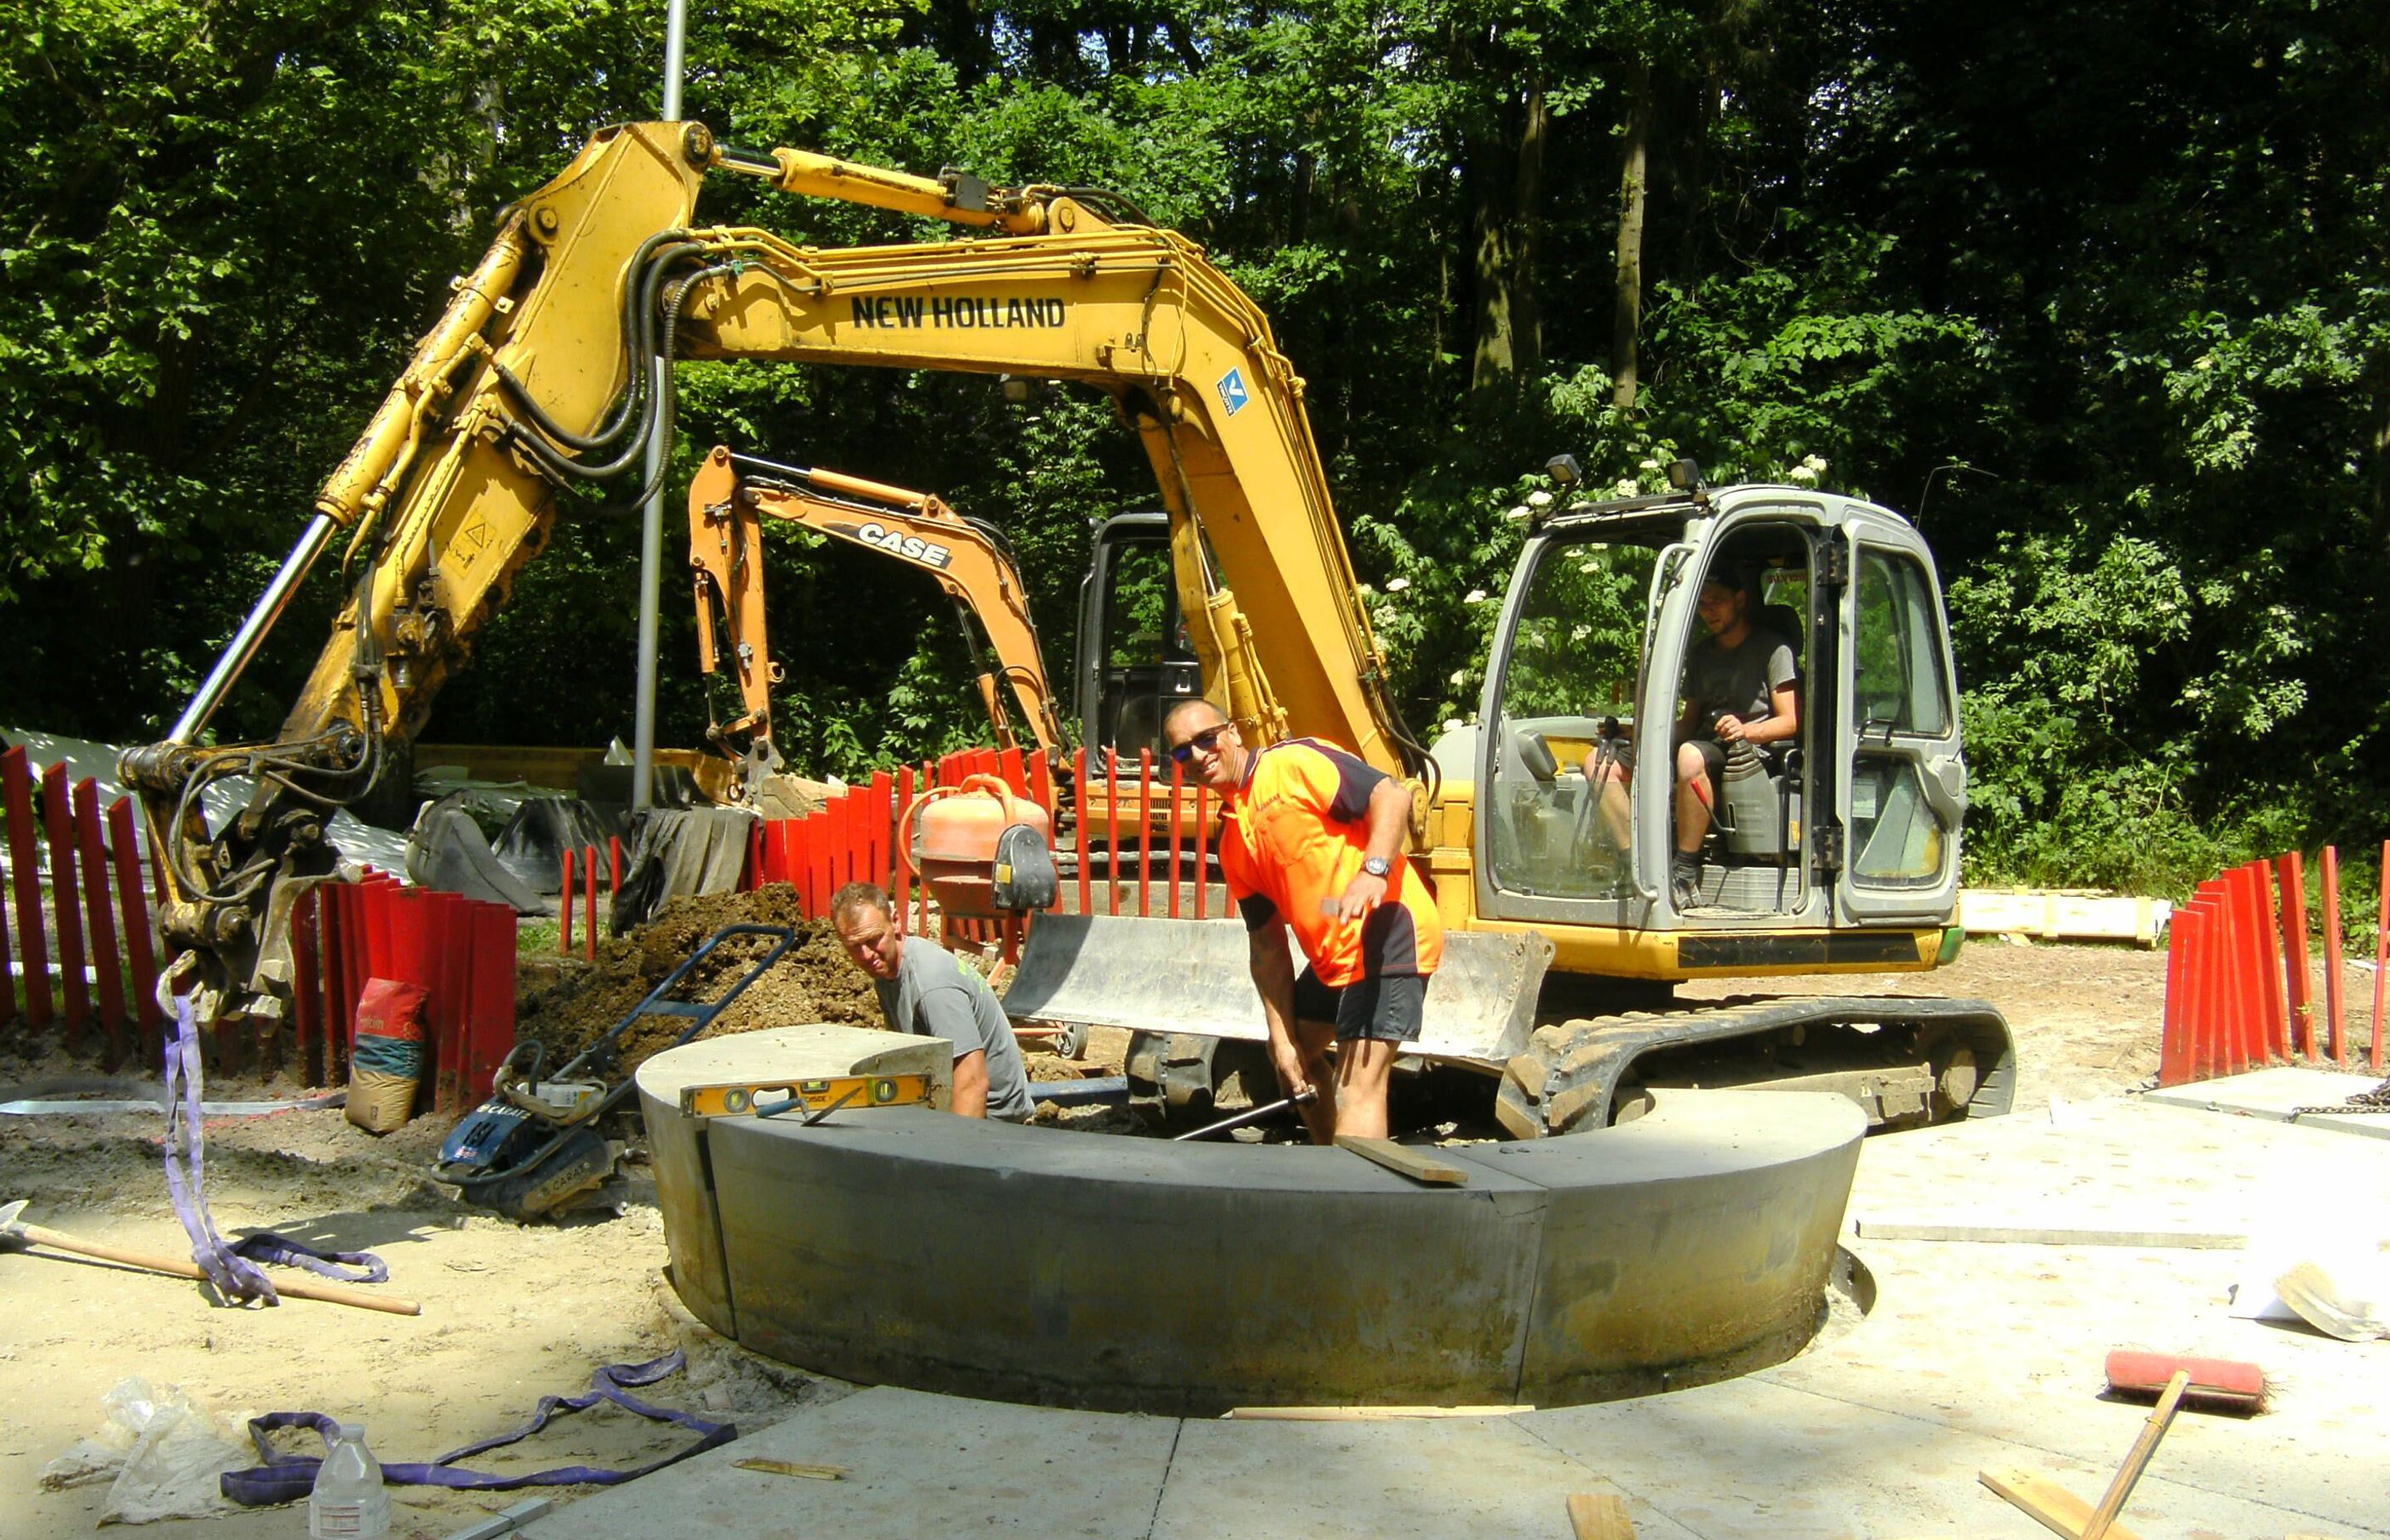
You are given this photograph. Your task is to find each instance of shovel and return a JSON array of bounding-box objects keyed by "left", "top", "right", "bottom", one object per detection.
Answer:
[{"left": 0, "top": 1199, "right": 421, "bottom": 1316}]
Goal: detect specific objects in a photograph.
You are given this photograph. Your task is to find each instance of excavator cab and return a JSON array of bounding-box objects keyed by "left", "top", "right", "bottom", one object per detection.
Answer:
[
  {"left": 1465, "top": 480, "right": 1968, "bottom": 952},
  {"left": 1076, "top": 513, "right": 1201, "bottom": 768}
]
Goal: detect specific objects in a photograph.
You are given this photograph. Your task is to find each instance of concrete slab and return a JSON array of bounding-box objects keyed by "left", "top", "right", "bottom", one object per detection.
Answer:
[
  {"left": 2146, "top": 1065, "right": 2390, "bottom": 1139},
  {"left": 1153, "top": 1414, "right": 1702, "bottom": 1540},
  {"left": 537, "top": 1090, "right": 2390, "bottom": 1540},
  {"left": 519, "top": 1386, "right": 1178, "bottom": 1540}
]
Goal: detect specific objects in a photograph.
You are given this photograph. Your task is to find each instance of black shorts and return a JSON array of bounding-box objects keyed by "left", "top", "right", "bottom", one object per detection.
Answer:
[
  {"left": 1689, "top": 738, "right": 1725, "bottom": 787},
  {"left": 1290, "top": 969, "right": 1427, "bottom": 1043}
]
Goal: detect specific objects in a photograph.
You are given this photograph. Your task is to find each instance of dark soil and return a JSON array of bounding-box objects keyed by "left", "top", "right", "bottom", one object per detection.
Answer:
[{"left": 514, "top": 884, "right": 881, "bottom": 1078}]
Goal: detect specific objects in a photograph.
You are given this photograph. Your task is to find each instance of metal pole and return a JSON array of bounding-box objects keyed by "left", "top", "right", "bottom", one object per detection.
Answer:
[
  {"left": 631, "top": 0, "right": 689, "bottom": 813},
  {"left": 170, "top": 514, "right": 339, "bottom": 743}
]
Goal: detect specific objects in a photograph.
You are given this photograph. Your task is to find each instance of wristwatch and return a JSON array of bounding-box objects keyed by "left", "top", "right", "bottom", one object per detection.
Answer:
[{"left": 1361, "top": 855, "right": 1393, "bottom": 879}]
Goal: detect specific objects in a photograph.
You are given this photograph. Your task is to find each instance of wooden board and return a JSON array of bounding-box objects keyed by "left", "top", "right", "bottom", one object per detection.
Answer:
[
  {"left": 1223, "top": 1405, "right": 1529, "bottom": 1421},
  {"left": 1854, "top": 1220, "right": 2246, "bottom": 1250},
  {"left": 1565, "top": 1492, "right": 1636, "bottom": 1539},
  {"left": 1957, "top": 889, "right": 2167, "bottom": 947},
  {"left": 1979, "top": 1468, "right": 2148, "bottom": 1540},
  {"left": 1334, "top": 1134, "right": 1467, "bottom": 1185}
]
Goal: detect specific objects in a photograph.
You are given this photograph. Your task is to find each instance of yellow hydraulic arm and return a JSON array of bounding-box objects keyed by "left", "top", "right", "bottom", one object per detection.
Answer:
[
  {"left": 123, "top": 120, "right": 1421, "bottom": 1021},
  {"left": 685, "top": 446, "right": 1067, "bottom": 787}
]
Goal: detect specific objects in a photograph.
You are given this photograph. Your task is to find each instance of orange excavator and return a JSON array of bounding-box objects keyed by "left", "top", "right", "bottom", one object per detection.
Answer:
[{"left": 685, "top": 446, "right": 1069, "bottom": 789}]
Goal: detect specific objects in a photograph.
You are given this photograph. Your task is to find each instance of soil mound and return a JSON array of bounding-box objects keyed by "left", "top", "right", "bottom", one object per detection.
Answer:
[{"left": 516, "top": 884, "right": 882, "bottom": 1077}]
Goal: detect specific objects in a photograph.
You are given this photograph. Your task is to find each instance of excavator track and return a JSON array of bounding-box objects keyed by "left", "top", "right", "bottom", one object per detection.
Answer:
[{"left": 1496, "top": 993, "right": 2015, "bottom": 1139}]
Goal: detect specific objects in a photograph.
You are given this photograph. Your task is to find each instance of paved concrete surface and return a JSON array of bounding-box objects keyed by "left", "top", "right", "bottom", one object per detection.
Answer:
[
  {"left": 2146, "top": 1065, "right": 2390, "bottom": 1141},
  {"left": 531, "top": 1088, "right": 2390, "bottom": 1539}
]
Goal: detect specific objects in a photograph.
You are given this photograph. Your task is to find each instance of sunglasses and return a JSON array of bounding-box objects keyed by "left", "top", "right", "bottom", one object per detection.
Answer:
[{"left": 1168, "top": 724, "right": 1231, "bottom": 764}]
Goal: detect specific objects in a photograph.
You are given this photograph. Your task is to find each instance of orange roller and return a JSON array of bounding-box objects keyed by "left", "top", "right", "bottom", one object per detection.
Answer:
[{"left": 2105, "top": 1350, "right": 2266, "bottom": 1415}]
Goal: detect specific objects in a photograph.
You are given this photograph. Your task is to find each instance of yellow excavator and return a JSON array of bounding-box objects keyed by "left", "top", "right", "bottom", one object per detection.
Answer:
[{"left": 121, "top": 120, "right": 2010, "bottom": 1137}]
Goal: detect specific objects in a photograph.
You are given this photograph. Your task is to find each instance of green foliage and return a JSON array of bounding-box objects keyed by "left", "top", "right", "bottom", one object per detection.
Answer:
[{"left": 6, "top": 0, "right": 2389, "bottom": 895}]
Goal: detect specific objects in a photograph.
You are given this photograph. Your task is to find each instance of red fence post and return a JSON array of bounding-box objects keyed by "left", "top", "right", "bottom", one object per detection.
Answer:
[
  {"left": 105, "top": 798, "right": 161, "bottom": 1059},
  {"left": 39, "top": 763, "right": 90, "bottom": 1048},
  {"left": 1105, "top": 750, "right": 1122, "bottom": 917},
  {"left": 2248, "top": 860, "right": 2289, "bottom": 1061},
  {"left": 871, "top": 769, "right": 895, "bottom": 885},
  {"left": 2, "top": 748, "right": 51, "bottom": 1027},
  {"left": 744, "top": 816, "right": 763, "bottom": 892},
  {"left": 895, "top": 767, "right": 916, "bottom": 930},
  {"left": 583, "top": 845, "right": 599, "bottom": 961},
  {"left": 0, "top": 826, "right": 13, "bottom": 1026},
  {"left": 290, "top": 886, "right": 323, "bottom": 1087},
  {"left": 999, "top": 745, "right": 1027, "bottom": 798},
  {"left": 1029, "top": 749, "right": 1053, "bottom": 816},
  {"left": 320, "top": 884, "right": 352, "bottom": 1084},
  {"left": 2233, "top": 865, "right": 2272, "bottom": 1069},
  {"left": 2374, "top": 841, "right": 2389, "bottom": 1074},
  {"left": 2277, "top": 852, "right": 2313, "bottom": 1060},
  {"left": 1136, "top": 749, "right": 1154, "bottom": 916},
  {"left": 1193, "top": 778, "right": 1210, "bottom": 921},
  {"left": 438, "top": 894, "right": 476, "bottom": 1114},
  {"left": 468, "top": 903, "right": 516, "bottom": 1104},
  {"left": 2159, "top": 904, "right": 2192, "bottom": 1086},
  {"left": 1072, "top": 748, "right": 1090, "bottom": 917},
  {"left": 608, "top": 835, "right": 623, "bottom": 899},
  {"left": 71, "top": 780, "right": 128, "bottom": 1066},
  {"left": 2321, "top": 845, "right": 2347, "bottom": 1065},
  {"left": 559, "top": 850, "right": 576, "bottom": 957},
  {"left": 1168, "top": 758, "right": 1185, "bottom": 919}
]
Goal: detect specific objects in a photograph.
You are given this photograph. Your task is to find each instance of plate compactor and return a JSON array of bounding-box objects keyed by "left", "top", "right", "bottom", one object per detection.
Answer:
[{"left": 437, "top": 924, "right": 800, "bottom": 1220}]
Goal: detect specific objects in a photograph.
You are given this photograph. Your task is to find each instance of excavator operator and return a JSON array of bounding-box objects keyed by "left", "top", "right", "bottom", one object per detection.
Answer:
[{"left": 1586, "top": 566, "right": 1799, "bottom": 906}]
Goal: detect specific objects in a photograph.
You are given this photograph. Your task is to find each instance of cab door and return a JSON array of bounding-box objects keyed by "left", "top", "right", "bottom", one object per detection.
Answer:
[
  {"left": 1834, "top": 514, "right": 1967, "bottom": 924},
  {"left": 1076, "top": 514, "right": 1202, "bottom": 763}
]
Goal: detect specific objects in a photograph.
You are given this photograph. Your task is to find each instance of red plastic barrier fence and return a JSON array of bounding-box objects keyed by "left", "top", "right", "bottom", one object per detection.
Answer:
[
  {"left": 2163, "top": 847, "right": 2390, "bottom": 1087},
  {"left": 302, "top": 878, "right": 518, "bottom": 1107}
]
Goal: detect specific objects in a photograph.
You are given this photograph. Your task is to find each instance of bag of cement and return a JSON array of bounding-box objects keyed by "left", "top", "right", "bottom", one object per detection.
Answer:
[
  {"left": 41, "top": 1377, "right": 248, "bottom": 1523},
  {"left": 346, "top": 977, "right": 429, "bottom": 1134}
]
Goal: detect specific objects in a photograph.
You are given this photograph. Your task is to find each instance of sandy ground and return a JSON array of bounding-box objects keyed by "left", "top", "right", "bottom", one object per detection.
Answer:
[{"left": 0, "top": 935, "right": 2377, "bottom": 1539}]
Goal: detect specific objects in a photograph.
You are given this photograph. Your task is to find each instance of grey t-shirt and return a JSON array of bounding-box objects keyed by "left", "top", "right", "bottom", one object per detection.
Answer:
[
  {"left": 1684, "top": 627, "right": 1798, "bottom": 729},
  {"left": 874, "top": 940, "right": 1036, "bottom": 1122}
]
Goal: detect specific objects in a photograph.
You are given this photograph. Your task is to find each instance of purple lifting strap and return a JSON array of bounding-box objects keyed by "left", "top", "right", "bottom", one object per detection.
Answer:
[
  {"left": 219, "top": 1352, "right": 736, "bottom": 1505},
  {"left": 163, "top": 996, "right": 390, "bottom": 1301}
]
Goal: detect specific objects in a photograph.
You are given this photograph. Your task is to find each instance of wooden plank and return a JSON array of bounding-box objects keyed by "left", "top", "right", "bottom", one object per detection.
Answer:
[
  {"left": 1956, "top": 889, "right": 2164, "bottom": 946},
  {"left": 1334, "top": 1135, "right": 1468, "bottom": 1186},
  {"left": 1565, "top": 1492, "right": 1635, "bottom": 1539},
  {"left": 1852, "top": 1220, "right": 2246, "bottom": 1249},
  {"left": 1979, "top": 1468, "right": 2148, "bottom": 1540},
  {"left": 733, "top": 1457, "right": 847, "bottom": 1480},
  {"left": 1223, "top": 1405, "right": 1529, "bottom": 1421}
]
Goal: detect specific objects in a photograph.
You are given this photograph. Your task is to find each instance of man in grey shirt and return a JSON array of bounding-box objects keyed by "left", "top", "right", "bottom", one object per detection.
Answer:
[
  {"left": 1584, "top": 566, "right": 1799, "bottom": 908},
  {"left": 829, "top": 881, "right": 1036, "bottom": 1121}
]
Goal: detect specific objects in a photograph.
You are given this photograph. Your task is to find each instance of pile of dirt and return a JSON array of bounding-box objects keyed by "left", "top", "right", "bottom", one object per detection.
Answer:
[{"left": 515, "top": 885, "right": 881, "bottom": 1079}]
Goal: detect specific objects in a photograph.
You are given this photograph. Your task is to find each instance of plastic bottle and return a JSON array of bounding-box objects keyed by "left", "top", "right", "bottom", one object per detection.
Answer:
[{"left": 308, "top": 1423, "right": 390, "bottom": 1539}]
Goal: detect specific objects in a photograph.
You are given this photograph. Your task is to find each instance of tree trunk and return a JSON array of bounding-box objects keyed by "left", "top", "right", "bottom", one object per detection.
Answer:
[
  {"left": 1612, "top": 62, "right": 1654, "bottom": 413},
  {"left": 1469, "top": 71, "right": 1549, "bottom": 399}
]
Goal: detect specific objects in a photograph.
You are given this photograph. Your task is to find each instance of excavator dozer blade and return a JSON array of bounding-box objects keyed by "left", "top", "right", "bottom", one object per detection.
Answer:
[{"left": 1004, "top": 915, "right": 1554, "bottom": 1062}]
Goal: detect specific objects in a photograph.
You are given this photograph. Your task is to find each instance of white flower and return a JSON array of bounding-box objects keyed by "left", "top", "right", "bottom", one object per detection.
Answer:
[
  {"left": 1578, "top": 561, "right": 1599, "bottom": 573},
  {"left": 1356, "top": 582, "right": 1375, "bottom": 595},
  {"left": 1788, "top": 463, "right": 1818, "bottom": 483},
  {"left": 1463, "top": 588, "right": 1488, "bottom": 604},
  {"left": 1449, "top": 668, "right": 1470, "bottom": 685},
  {"left": 1637, "top": 458, "right": 1661, "bottom": 471},
  {"left": 1384, "top": 577, "right": 1411, "bottom": 592},
  {"left": 1526, "top": 490, "right": 1554, "bottom": 509},
  {"left": 1614, "top": 478, "right": 1640, "bottom": 497},
  {"left": 1801, "top": 453, "right": 1827, "bottom": 471},
  {"left": 1505, "top": 504, "right": 1531, "bottom": 521},
  {"left": 1570, "top": 624, "right": 1592, "bottom": 642}
]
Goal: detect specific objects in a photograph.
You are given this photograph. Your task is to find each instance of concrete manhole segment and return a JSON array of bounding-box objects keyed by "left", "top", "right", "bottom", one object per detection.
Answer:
[{"left": 641, "top": 1029, "right": 1866, "bottom": 1415}]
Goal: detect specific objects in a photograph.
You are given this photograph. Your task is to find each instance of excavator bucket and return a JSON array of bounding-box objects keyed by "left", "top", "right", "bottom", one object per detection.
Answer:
[{"left": 1004, "top": 915, "right": 1554, "bottom": 1062}]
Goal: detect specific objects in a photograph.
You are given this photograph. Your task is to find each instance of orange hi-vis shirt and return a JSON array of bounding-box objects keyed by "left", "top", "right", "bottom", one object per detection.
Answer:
[{"left": 1217, "top": 737, "right": 1444, "bottom": 988}]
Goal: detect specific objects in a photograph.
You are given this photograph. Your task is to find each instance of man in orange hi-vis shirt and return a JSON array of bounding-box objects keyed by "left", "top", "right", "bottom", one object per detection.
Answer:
[{"left": 1162, "top": 699, "right": 1443, "bottom": 1143}]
